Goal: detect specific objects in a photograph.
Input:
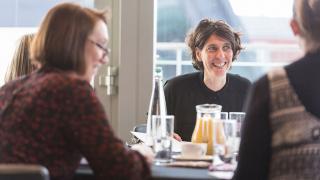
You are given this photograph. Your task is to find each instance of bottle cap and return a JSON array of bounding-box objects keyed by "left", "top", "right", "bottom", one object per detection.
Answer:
[{"left": 155, "top": 67, "right": 163, "bottom": 77}]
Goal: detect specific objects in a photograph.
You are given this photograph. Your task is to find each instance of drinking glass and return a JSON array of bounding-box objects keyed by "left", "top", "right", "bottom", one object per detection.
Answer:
[
  {"left": 220, "top": 112, "right": 228, "bottom": 120},
  {"left": 152, "top": 115, "right": 174, "bottom": 164},
  {"left": 229, "top": 112, "right": 246, "bottom": 162},
  {"left": 229, "top": 112, "right": 246, "bottom": 136},
  {"left": 212, "top": 119, "right": 238, "bottom": 166}
]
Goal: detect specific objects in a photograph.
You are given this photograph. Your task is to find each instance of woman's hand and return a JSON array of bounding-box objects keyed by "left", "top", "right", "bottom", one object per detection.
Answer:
[
  {"left": 173, "top": 133, "right": 182, "bottom": 141},
  {"left": 131, "top": 144, "right": 154, "bottom": 165}
]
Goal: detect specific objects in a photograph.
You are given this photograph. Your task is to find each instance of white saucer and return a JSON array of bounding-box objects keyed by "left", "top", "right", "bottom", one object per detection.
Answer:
[
  {"left": 172, "top": 155, "right": 213, "bottom": 161},
  {"left": 208, "top": 171, "right": 234, "bottom": 179}
]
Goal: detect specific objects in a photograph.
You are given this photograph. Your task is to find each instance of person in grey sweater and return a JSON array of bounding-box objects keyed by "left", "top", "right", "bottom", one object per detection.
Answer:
[{"left": 233, "top": 0, "right": 320, "bottom": 179}]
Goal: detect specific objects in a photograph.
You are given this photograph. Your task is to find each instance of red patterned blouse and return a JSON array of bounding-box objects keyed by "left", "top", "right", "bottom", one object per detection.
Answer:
[{"left": 0, "top": 67, "right": 150, "bottom": 180}]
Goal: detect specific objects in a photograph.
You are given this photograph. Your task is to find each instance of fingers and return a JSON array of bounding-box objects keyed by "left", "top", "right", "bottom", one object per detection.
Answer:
[
  {"left": 131, "top": 144, "right": 155, "bottom": 165},
  {"left": 173, "top": 133, "right": 182, "bottom": 141}
]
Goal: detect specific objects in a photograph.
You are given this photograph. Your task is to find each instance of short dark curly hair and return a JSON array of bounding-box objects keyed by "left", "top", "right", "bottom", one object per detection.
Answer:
[{"left": 185, "top": 18, "right": 243, "bottom": 70}]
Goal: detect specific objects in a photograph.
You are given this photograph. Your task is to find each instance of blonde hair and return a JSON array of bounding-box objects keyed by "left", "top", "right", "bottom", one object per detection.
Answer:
[{"left": 4, "top": 34, "right": 35, "bottom": 83}]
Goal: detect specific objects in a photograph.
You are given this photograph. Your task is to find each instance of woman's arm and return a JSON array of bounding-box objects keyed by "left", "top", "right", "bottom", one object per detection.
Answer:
[
  {"left": 233, "top": 75, "right": 271, "bottom": 180},
  {"left": 63, "top": 82, "right": 151, "bottom": 180}
]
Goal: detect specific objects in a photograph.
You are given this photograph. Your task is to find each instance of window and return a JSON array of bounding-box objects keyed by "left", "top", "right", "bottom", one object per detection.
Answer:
[
  {"left": 0, "top": 0, "right": 93, "bottom": 86},
  {"left": 155, "top": 0, "right": 302, "bottom": 82}
]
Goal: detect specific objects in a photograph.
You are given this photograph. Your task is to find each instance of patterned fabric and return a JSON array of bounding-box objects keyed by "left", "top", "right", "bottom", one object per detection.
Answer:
[
  {"left": 0, "top": 67, "right": 150, "bottom": 180},
  {"left": 268, "top": 68, "right": 320, "bottom": 180}
]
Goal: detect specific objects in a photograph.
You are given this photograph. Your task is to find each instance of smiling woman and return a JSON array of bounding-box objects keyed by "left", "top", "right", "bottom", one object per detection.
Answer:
[
  {"left": 0, "top": 3, "right": 151, "bottom": 180},
  {"left": 164, "top": 18, "right": 251, "bottom": 141},
  {"left": 155, "top": 0, "right": 301, "bottom": 83},
  {"left": 83, "top": 20, "right": 110, "bottom": 82}
]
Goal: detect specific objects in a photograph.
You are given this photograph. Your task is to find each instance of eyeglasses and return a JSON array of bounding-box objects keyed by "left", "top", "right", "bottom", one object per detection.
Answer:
[{"left": 88, "top": 39, "right": 111, "bottom": 57}]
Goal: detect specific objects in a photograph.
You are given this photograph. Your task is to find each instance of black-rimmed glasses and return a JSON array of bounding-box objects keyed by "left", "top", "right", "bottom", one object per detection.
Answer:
[{"left": 88, "top": 39, "right": 111, "bottom": 57}]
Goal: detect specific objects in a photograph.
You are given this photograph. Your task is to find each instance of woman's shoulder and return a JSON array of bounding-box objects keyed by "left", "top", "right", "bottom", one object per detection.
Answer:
[
  {"left": 164, "top": 72, "right": 202, "bottom": 96},
  {"left": 227, "top": 73, "right": 251, "bottom": 88},
  {"left": 39, "top": 73, "right": 98, "bottom": 108},
  {"left": 165, "top": 72, "right": 201, "bottom": 87},
  {"left": 35, "top": 70, "right": 92, "bottom": 95}
]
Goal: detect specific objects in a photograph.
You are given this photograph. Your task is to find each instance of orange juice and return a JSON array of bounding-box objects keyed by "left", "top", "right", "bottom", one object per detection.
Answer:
[
  {"left": 191, "top": 117, "right": 226, "bottom": 155},
  {"left": 192, "top": 104, "right": 223, "bottom": 155},
  {"left": 191, "top": 118, "right": 204, "bottom": 143}
]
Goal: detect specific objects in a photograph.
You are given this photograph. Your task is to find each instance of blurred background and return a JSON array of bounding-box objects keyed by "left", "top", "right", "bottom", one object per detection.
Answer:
[
  {"left": 155, "top": 0, "right": 301, "bottom": 82},
  {"left": 0, "top": 0, "right": 301, "bottom": 141}
]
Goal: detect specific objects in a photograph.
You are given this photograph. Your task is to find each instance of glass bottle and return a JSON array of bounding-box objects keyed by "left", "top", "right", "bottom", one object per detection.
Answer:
[
  {"left": 191, "top": 104, "right": 222, "bottom": 155},
  {"left": 146, "top": 67, "right": 167, "bottom": 146}
]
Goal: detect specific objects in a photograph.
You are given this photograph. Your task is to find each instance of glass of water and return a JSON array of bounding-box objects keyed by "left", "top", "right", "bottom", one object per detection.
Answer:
[
  {"left": 229, "top": 112, "right": 246, "bottom": 137},
  {"left": 229, "top": 112, "right": 245, "bottom": 162},
  {"left": 212, "top": 118, "right": 238, "bottom": 166},
  {"left": 152, "top": 115, "right": 174, "bottom": 164}
]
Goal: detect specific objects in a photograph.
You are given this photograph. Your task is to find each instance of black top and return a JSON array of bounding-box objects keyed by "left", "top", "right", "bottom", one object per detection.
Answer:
[
  {"left": 233, "top": 50, "right": 320, "bottom": 180},
  {"left": 164, "top": 72, "right": 251, "bottom": 141}
]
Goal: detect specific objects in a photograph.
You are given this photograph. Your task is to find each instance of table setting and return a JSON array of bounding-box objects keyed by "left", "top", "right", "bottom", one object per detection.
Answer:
[{"left": 130, "top": 103, "right": 246, "bottom": 180}]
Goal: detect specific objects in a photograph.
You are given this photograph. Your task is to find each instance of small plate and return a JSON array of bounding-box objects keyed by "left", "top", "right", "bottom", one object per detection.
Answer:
[
  {"left": 168, "top": 161, "right": 211, "bottom": 168},
  {"left": 172, "top": 155, "right": 213, "bottom": 161}
]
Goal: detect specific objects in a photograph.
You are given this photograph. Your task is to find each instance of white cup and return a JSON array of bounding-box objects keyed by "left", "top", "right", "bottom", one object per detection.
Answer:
[{"left": 180, "top": 142, "right": 207, "bottom": 158}]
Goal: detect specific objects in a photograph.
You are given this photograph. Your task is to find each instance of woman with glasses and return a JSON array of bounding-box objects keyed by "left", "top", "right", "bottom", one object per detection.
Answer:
[
  {"left": 0, "top": 3, "right": 152, "bottom": 180},
  {"left": 233, "top": 0, "right": 320, "bottom": 179},
  {"left": 164, "top": 19, "right": 251, "bottom": 141}
]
